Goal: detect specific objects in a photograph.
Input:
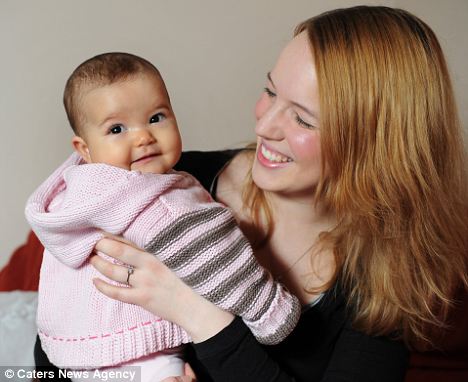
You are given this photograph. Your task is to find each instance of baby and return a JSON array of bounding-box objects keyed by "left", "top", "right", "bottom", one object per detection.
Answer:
[{"left": 25, "top": 52, "right": 300, "bottom": 381}]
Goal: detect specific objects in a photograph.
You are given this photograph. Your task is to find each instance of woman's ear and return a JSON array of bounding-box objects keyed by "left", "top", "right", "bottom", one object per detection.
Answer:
[{"left": 71, "top": 136, "right": 91, "bottom": 163}]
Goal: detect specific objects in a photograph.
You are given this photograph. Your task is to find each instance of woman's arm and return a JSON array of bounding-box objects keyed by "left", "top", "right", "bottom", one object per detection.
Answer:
[
  {"left": 191, "top": 317, "right": 295, "bottom": 382},
  {"left": 91, "top": 240, "right": 408, "bottom": 382},
  {"left": 190, "top": 289, "right": 408, "bottom": 382},
  {"left": 322, "top": 322, "right": 409, "bottom": 382},
  {"left": 91, "top": 236, "right": 298, "bottom": 381}
]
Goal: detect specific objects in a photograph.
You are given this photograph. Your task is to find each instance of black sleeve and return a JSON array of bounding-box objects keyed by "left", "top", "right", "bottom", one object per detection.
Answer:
[
  {"left": 192, "top": 311, "right": 409, "bottom": 382},
  {"left": 193, "top": 317, "right": 296, "bottom": 382},
  {"left": 322, "top": 322, "right": 409, "bottom": 382}
]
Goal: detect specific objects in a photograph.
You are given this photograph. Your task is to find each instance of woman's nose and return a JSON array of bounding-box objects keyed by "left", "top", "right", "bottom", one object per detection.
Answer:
[{"left": 254, "top": 101, "right": 284, "bottom": 140}]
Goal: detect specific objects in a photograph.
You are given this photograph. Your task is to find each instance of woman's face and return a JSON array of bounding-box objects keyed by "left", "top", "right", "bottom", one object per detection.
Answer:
[{"left": 252, "top": 31, "right": 322, "bottom": 199}]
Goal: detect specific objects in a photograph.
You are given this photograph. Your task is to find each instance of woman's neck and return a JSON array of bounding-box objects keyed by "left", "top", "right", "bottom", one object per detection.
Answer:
[
  {"left": 254, "top": 191, "right": 337, "bottom": 304},
  {"left": 266, "top": 190, "right": 335, "bottom": 231}
]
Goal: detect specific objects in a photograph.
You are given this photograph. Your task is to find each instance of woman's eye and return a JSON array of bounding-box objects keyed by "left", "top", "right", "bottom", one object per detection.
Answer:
[
  {"left": 109, "top": 124, "right": 126, "bottom": 134},
  {"left": 150, "top": 113, "right": 166, "bottom": 124},
  {"left": 295, "top": 115, "right": 315, "bottom": 130},
  {"left": 264, "top": 87, "right": 276, "bottom": 98}
]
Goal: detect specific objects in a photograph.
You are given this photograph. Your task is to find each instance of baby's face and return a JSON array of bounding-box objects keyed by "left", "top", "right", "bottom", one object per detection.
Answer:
[{"left": 73, "top": 73, "right": 182, "bottom": 174}]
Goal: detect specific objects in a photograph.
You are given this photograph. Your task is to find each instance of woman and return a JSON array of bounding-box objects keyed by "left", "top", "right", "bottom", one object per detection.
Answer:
[{"left": 37, "top": 6, "right": 468, "bottom": 382}]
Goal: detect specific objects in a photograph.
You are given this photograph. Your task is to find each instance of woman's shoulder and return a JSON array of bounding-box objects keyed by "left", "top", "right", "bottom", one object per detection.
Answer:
[
  {"left": 215, "top": 149, "right": 254, "bottom": 213},
  {"left": 217, "top": 149, "right": 253, "bottom": 191},
  {"left": 174, "top": 149, "right": 245, "bottom": 192},
  {"left": 174, "top": 148, "right": 254, "bottom": 212}
]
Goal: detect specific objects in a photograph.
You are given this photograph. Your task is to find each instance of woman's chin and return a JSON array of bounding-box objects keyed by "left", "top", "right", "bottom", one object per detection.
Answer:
[{"left": 251, "top": 160, "right": 285, "bottom": 193}]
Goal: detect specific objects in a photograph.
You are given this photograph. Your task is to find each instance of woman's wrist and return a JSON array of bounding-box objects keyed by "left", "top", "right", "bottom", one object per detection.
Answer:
[{"left": 178, "top": 288, "right": 235, "bottom": 343}]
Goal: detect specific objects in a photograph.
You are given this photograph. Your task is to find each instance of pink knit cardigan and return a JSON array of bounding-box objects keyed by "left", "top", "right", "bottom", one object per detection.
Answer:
[{"left": 25, "top": 153, "right": 300, "bottom": 369}]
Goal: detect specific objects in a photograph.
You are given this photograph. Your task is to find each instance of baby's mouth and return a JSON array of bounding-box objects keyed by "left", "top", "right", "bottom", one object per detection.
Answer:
[{"left": 132, "top": 153, "right": 159, "bottom": 164}]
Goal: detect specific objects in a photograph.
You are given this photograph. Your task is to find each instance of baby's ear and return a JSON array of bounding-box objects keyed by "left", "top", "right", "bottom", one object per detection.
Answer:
[{"left": 71, "top": 136, "right": 91, "bottom": 163}]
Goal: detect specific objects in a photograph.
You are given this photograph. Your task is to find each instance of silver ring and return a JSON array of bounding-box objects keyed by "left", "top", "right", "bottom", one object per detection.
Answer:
[{"left": 126, "top": 266, "right": 135, "bottom": 286}]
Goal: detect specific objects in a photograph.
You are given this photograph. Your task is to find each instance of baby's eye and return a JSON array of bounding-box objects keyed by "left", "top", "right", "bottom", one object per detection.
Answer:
[
  {"left": 108, "top": 124, "right": 127, "bottom": 134},
  {"left": 150, "top": 113, "right": 166, "bottom": 124}
]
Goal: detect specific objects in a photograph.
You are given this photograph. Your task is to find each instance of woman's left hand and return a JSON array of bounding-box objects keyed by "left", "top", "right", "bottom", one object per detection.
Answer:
[{"left": 90, "top": 235, "right": 234, "bottom": 342}]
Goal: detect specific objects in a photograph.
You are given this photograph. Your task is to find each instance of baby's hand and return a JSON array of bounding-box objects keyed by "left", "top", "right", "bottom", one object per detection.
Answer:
[{"left": 161, "top": 363, "right": 197, "bottom": 382}]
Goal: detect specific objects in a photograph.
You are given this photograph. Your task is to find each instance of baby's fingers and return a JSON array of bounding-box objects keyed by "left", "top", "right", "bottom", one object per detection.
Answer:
[
  {"left": 184, "top": 363, "right": 196, "bottom": 379},
  {"left": 161, "top": 377, "right": 196, "bottom": 382}
]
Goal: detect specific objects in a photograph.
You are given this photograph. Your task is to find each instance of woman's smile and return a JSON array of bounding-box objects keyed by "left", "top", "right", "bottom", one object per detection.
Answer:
[{"left": 257, "top": 142, "right": 292, "bottom": 168}]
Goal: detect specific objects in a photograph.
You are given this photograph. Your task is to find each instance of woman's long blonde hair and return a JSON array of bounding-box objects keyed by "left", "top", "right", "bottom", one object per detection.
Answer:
[{"left": 243, "top": 6, "right": 468, "bottom": 350}]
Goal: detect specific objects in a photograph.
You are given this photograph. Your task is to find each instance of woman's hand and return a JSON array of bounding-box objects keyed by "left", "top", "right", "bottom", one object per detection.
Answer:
[
  {"left": 90, "top": 235, "right": 234, "bottom": 342},
  {"left": 90, "top": 236, "right": 193, "bottom": 325}
]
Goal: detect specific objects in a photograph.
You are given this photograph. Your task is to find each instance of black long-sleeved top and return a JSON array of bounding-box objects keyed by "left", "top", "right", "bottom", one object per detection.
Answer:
[{"left": 35, "top": 150, "right": 409, "bottom": 381}]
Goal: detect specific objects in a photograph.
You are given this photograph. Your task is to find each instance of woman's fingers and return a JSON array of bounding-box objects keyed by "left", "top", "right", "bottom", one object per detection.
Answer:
[
  {"left": 100, "top": 232, "right": 139, "bottom": 248},
  {"left": 92, "top": 277, "right": 135, "bottom": 304},
  {"left": 90, "top": 254, "right": 130, "bottom": 285},
  {"left": 95, "top": 237, "right": 146, "bottom": 267},
  {"left": 91, "top": 253, "right": 146, "bottom": 306}
]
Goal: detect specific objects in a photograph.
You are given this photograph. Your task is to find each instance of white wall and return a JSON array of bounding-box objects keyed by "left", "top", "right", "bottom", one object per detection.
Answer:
[{"left": 1, "top": 0, "right": 467, "bottom": 267}]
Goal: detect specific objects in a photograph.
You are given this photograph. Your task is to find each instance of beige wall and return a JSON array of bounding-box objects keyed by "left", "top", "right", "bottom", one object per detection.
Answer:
[{"left": 1, "top": 0, "right": 467, "bottom": 267}]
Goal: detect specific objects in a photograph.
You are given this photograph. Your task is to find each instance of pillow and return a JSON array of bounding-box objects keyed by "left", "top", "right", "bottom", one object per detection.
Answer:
[{"left": 0, "top": 291, "right": 38, "bottom": 365}]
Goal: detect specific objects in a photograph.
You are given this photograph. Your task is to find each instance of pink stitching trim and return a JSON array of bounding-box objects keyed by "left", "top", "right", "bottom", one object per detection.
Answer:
[{"left": 39, "top": 318, "right": 163, "bottom": 342}]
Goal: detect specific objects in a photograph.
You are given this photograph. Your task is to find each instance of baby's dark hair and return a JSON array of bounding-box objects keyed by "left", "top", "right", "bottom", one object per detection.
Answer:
[{"left": 64, "top": 52, "right": 163, "bottom": 135}]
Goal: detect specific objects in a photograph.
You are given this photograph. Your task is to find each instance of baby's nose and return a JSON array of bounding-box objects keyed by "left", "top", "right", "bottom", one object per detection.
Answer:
[{"left": 131, "top": 127, "right": 156, "bottom": 146}]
